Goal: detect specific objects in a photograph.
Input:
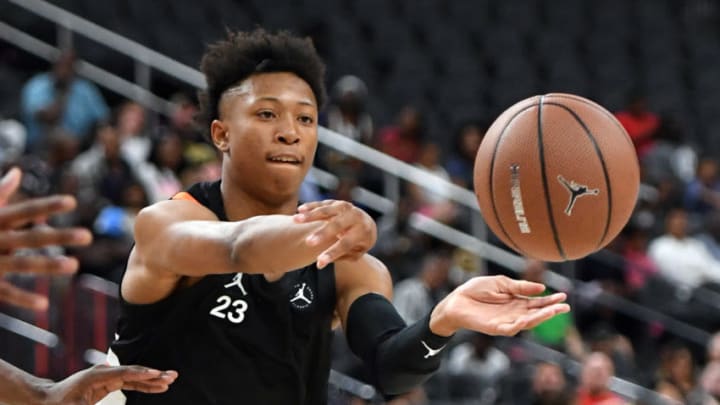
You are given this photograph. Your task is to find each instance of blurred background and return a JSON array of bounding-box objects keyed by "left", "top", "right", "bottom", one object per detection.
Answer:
[{"left": 1, "top": 0, "right": 720, "bottom": 404}]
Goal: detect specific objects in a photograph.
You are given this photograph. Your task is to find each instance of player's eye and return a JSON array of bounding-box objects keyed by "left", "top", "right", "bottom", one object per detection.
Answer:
[
  {"left": 298, "top": 115, "right": 314, "bottom": 125},
  {"left": 257, "top": 110, "right": 276, "bottom": 119}
]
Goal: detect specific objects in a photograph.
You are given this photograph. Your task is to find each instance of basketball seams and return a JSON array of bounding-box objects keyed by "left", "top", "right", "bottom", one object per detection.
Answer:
[
  {"left": 546, "top": 93, "right": 634, "bottom": 149},
  {"left": 487, "top": 104, "right": 539, "bottom": 256},
  {"left": 537, "top": 96, "right": 567, "bottom": 260},
  {"left": 544, "top": 102, "right": 613, "bottom": 250}
]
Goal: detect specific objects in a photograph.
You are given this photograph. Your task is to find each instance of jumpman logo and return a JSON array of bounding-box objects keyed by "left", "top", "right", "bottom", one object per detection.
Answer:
[
  {"left": 224, "top": 273, "right": 247, "bottom": 296},
  {"left": 290, "top": 283, "right": 312, "bottom": 305},
  {"left": 557, "top": 175, "right": 600, "bottom": 216},
  {"left": 421, "top": 340, "right": 446, "bottom": 359}
]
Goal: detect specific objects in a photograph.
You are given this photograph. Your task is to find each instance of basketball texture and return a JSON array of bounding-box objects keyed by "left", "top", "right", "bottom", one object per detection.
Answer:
[{"left": 473, "top": 93, "right": 640, "bottom": 261}]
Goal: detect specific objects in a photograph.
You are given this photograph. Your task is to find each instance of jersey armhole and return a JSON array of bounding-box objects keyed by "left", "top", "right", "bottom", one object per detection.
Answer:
[{"left": 172, "top": 191, "right": 200, "bottom": 204}]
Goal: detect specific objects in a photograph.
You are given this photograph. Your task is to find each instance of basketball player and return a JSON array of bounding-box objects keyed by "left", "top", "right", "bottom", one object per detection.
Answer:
[
  {"left": 108, "top": 29, "right": 569, "bottom": 404},
  {"left": 0, "top": 168, "right": 178, "bottom": 405}
]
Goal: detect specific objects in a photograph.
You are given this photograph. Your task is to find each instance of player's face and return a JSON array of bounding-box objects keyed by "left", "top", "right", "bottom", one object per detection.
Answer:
[{"left": 214, "top": 72, "right": 318, "bottom": 204}]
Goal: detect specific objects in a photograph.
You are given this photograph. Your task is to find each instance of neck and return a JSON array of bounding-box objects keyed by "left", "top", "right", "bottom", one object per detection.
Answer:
[{"left": 220, "top": 177, "right": 299, "bottom": 221}]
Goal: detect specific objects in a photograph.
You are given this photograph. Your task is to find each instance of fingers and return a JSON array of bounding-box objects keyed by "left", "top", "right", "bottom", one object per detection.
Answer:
[
  {"left": 499, "top": 277, "right": 546, "bottom": 296},
  {"left": 0, "top": 227, "right": 92, "bottom": 251},
  {"left": 84, "top": 364, "right": 175, "bottom": 385},
  {"left": 83, "top": 365, "right": 177, "bottom": 403},
  {"left": 0, "top": 279, "right": 49, "bottom": 310},
  {"left": 525, "top": 292, "right": 567, "bottom": 309},
  {"left": 0, "top": 195, "right": 78, "bottom": 229},
  {"left": 296, "top": 200, "right": 334, "bottom": 214},
  {"left": 294, "top": 200, "right": 350, "bottom": 223},
  {"left": 122, "top": 370, "right": 178, "bottom": 388},
  {"left": 316, "top": 238, "right": 364, "bottom": 269},
  {"left": 0, "top": 168, "right": 21, "bottom": 205},
  {"left": 496, "top": 303, "right": 571, "bottom": 335},
  {"left": 0, "top": 255, "right": 79, "bottom": 275}
]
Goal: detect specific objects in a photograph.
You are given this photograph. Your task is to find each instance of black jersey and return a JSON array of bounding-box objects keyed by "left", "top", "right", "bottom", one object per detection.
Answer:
[{"left": 110, "top": 181, "right": 337, "bottom": 404}]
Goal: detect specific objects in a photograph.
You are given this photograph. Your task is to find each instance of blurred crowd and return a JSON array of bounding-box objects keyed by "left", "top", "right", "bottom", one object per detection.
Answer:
[{"left": 1, "top": 48, "right": 720, "bottom": 405}]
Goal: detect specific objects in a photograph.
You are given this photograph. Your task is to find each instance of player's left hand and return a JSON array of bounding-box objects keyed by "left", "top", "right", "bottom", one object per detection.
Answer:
[
  {"left": 428, "top": 275, "right": 570, "bottom": 337},
  {"left": 37, "top": 364, "right": 178, "bottom": 405},
  {"left": 294, "top": 200, "right": 377, "bottom": 269}
]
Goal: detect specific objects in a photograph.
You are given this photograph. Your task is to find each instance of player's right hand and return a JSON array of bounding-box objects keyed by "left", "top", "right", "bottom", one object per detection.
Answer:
[
  {"left": 294, "top": 200, "right": 377, "bottom": 269},
  {"left": 0, "top": 168, "right": 92, "bottom": 310}
]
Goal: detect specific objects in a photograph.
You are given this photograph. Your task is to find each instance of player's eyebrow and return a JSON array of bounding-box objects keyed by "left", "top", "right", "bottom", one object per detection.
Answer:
[{"left": 255, "top": 96, "right": 315, "bottom": 107}]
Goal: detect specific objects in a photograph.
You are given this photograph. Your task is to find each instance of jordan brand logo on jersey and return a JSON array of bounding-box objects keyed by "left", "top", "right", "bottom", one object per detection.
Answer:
[
  {"left": 224, "top": 273, "right": 247, "bottom": 296},
  {"left": 421, "top": 340, "right": 446, "bottom": 359},
  {"left": 290, "top": 282, "right": 314, "bottom": 309},
  {"left": 557, "top": 175, "right": 600, "bottom": 216}
]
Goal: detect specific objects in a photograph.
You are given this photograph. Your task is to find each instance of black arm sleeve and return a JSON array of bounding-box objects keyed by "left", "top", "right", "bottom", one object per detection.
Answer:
[{"left": 345, "top": 293, "right": 453, "bottom": 395}]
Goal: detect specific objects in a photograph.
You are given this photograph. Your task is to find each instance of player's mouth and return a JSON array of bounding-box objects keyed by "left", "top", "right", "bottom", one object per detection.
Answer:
[{"left": 267, "top": 153, "right": 303, "bottom": 165}]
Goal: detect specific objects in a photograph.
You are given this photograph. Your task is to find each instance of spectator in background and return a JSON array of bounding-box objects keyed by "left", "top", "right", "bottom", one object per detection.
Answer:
[
  {"left": 641, "top": 116, "right": 697, "bottom": 186},
  {"left": 696, "top": 212, "right": 720, "bottom": 261},
  {"left": 656, "top": 341, "right": 698, "bottom": 402},
  {"left": 445, "top": 120, "right": 485, "bottom": 189},
  {"left": 687, "top": 361, "right": 720, "bottom": 404},
  {"left": 615, "top": 92, "right": 660, "bottom": 159},
  {"left": 529, "top": 361, "right": 572, "bottom": 405},
  {"left": 326, "top": 75, "right": 373, "bottom": 145},
  {"left": 116, "top": 101, "right": 151, "bottom": 164},
  {"left": 134, "top": 131, "right": 187, "bottom": 203},
  {"left": 407, "top": 142, "right": 457, "bottom": 224},
  {"left": 376, "top": 105, "right": 423, "bottom": 163},
  {"left": 684, "top": 158, "right": 720, "bottom": 217},
  {"left": 0, "top": 118, "right": 26, "bottom": 166},
  {"left": 708, "top": 331, "right": 720, "bottom": 363},
  {"left": 575, "top": 352, "right": 625, "bottom": 405},
  {"left": 78, "top": 181, "right": 148, "bottom": 282},
  {"left": 20, "top": 50, "right": 109, "bottom": 152},
  {"left": 373, "top": 196, "right": 427, "bottom": 281},
  {"left": 585, "top": 323, "right": 636, "bottom": 380},
  {"left": 648, "top": 208, "right": 720, "bottom": 292},
  {"left": 319, "top": 75, "right": 374, "bottom": 180},
  {"left": 622, "top": 222, "right": 659, "bottom": 293},
  {"left": 393, "top": 251, "right": 452, "bottom": 323},
  {"left": 168, "top": 92, "right": 202, "bottom": 143},
  {"left": 446, "top": 332, "right": 510, "bottom": 391}
]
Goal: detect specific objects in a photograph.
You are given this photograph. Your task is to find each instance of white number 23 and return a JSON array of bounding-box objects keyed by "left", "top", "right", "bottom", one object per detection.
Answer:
[{"left": 209, "top": 295, "right": 248, "bottom": 324}]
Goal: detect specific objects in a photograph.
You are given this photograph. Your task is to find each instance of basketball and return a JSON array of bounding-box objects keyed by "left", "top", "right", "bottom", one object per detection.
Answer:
[{"left": 473, "top": 93, "right": 640, "bottom": 261}]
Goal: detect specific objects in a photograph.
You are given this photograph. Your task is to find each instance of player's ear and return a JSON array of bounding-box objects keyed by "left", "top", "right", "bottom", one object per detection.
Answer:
[{"left": 211, "top": 120, "right": 230, "bottom": 152}]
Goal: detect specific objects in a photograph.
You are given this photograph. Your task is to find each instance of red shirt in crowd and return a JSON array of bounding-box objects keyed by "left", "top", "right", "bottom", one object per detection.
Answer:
[{"left": 615, "top": 111, "right": 660, "bottom": 158}]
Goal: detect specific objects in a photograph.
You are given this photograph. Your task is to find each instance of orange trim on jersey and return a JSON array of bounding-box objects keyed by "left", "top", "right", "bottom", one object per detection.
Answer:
[{"left": 172, "top": 191, "right": 200, "bottom": 205}]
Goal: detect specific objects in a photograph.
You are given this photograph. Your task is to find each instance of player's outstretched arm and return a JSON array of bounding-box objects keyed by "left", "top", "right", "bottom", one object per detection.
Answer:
[
  {"left": 336, "top": 258, "right": 570, "bottom": 396},
  {"left": 0, "top": 168, "right": 92, "bottom": 310},
  {"left": 0, "top": 359, "right": 177, "bottom": 405},
  {"left": 124, "top": 198, "right": 376, "bottom": 303}
]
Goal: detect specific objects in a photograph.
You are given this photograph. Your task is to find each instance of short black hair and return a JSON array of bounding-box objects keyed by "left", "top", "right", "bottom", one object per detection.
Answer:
[{"left": 197, "top": 28, "right": 327, "bottom": 140}]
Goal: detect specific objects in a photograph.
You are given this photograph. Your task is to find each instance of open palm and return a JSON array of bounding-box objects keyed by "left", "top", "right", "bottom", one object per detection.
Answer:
[{"left": 430, "top": 275, "right": 570, "bottom": 337}]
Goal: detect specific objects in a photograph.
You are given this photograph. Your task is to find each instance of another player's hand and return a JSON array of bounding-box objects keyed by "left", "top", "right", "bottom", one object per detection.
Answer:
[
  {"left": 428, "top": 275, "right": 570, "bottom": 337},
  {"left": 294, "top": 200, "right": 377, "bottom": 269},
  {"left": 36, "top": 364, "right": 178, "bottom": 405},
  {"left": 0, "top": 168, "right": 92, "bottom": 310}
]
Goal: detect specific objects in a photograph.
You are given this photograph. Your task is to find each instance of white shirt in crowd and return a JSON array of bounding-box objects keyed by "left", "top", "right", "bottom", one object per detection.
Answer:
[{"left": 648, "top": 235, "right": 720, "bottom": 289}]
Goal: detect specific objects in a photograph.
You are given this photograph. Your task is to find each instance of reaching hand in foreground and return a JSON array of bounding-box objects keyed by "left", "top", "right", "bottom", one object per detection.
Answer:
[{"left": 0, "top": 167, "right": 92, "bottom": 310}]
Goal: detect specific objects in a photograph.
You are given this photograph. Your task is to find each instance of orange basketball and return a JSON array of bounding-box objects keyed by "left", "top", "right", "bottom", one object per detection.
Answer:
[{"left": 473, "top": 93, "right": 640, "bottom": 261}]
